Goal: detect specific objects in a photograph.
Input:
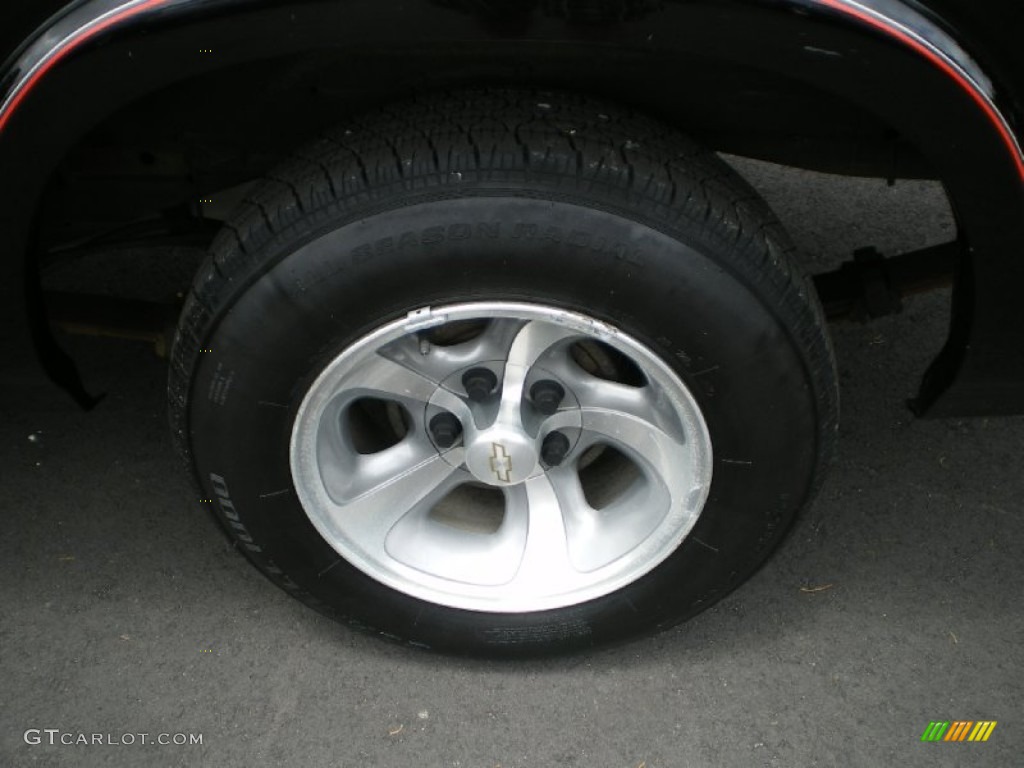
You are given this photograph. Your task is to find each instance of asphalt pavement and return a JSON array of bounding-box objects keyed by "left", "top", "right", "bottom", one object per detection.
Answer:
[{"left": 0, "top": 158, "right": 1021, "bottom": 767}]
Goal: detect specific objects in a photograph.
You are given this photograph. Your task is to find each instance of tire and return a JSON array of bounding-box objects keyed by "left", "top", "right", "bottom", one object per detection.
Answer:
[{"left": 169, "top": 89, "right": 838, "bottom": 656}]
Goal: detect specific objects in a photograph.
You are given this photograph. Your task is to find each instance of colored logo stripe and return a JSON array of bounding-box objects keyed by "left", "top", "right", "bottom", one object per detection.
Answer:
[
  {"left": 969, "top": 722, "right": 998, "bottom": 742},
  {"left": 944, "top": 721, "right": 972, "bottom": 741},
  {"left": 921, "top": 721, "right": 997, "bottom": 742}
]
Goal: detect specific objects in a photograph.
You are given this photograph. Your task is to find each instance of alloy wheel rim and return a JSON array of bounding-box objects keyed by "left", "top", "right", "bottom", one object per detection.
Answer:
[{"left": 290, "top": 302, "right": 713, "bottom": 612}]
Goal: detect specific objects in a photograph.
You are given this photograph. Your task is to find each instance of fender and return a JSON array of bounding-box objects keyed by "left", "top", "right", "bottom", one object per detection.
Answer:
[{"left": 1, "top": 0, "right": 1023, "bottom": 415}]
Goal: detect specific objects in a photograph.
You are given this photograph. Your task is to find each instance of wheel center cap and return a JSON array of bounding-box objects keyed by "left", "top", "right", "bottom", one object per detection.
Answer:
[{"left": 465, "top": 430, "right": 538, "bottom": 486}]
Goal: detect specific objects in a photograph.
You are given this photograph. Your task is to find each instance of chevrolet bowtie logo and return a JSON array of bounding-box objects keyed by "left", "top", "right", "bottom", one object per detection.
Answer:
[{"left": 489, "top": 443, "right": 513, "bottom": 483}]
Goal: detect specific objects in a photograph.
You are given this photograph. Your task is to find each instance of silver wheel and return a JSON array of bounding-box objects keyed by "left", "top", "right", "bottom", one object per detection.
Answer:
[{"left": 290, "top": 302, "right": 713, "bottom": 613}]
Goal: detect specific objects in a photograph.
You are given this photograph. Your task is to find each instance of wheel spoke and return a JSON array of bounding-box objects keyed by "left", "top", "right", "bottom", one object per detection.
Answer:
[
  {"left": 542, "top": 343, "right": 691, "bottom": 432},
  {"left": 337, "top": 351, "right": 439, "bottom": 411},
  {"left": 497, "top": 321, "right": 582, "bottom": 427},
  {"left": 545, "top": 405, "right": 687, "bottom": 481},
  {"left": 379, "top": 318, "right": 525, "bottom": 383},
  {"left": 326, "top": 449, "right": 467, "bottom": 555},
  {"left": 505, "top": 473, "right": 579, "bottom": 589},
  {"left": 506, "top": 319, "right": 581, "bottom": 369}
]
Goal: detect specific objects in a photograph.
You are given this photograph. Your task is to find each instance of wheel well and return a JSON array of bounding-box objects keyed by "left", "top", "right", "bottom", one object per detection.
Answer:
[{"left": 37, "top": 45, "right": 935, "bottom": 252}]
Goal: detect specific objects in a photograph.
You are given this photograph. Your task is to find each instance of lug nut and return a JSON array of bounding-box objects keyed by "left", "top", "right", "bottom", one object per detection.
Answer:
[
  {"left": 530, "top": 380, "right": 565, "bottom": 415},
  {"left": 429, "top": 412, "right": 462, "bottom": 449},
  {"left": 462, "top": 367, "right": 498, "bottom": 402},
  {"left": 541, "top": 431, "right": 571, "bottom": 467}
]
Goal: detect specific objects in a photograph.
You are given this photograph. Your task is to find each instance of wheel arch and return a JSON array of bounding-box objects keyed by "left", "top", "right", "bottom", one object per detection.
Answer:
[{"left": 2, "top": 0, "right": 1023, "bottom": 414}]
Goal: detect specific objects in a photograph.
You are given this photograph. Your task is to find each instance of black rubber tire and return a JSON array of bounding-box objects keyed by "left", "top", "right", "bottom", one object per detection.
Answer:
[{"left": 169, "top": 89, "right": 838, "bottom": 656}]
